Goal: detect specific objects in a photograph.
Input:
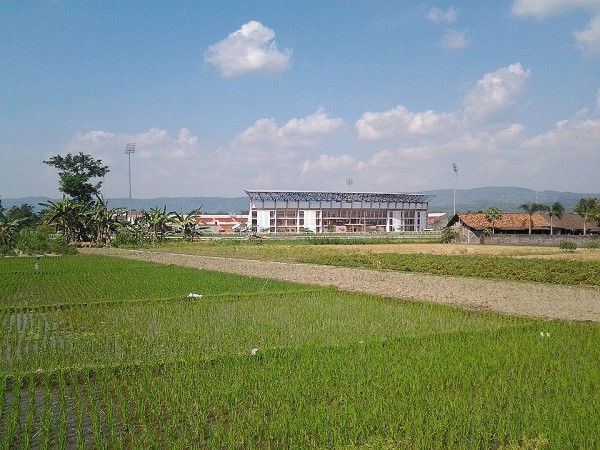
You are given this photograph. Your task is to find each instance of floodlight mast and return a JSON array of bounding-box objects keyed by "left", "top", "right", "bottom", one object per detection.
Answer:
[
  {"left": 453, "top": 163, "right": 458, "bottom": 216},
  {"left": 125, "top": 143, "right": 136, "bottom": 220}
]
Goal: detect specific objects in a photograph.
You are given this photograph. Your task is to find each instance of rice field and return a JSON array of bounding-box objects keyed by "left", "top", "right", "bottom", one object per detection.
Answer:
[{"left": 1, "top": 254, "right": 599, "bottom": 449}]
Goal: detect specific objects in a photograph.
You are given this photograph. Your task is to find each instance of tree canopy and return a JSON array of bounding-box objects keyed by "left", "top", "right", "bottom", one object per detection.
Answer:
[
  {"left": 44, "top": 152, "right": 110, "bottom": 203},
  {"left": 574, "top": 198, "right": 598, "bottom": 235}
]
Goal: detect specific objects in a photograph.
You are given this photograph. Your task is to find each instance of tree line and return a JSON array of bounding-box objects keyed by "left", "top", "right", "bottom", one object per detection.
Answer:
[
  {"left": 483, "top": 199, "right": 600, "bottom": 235},
  {"left": 2, "top": 151, "right": 599, "bottom": 254},
  {"left": 0, "top": 152, "right": 207, "bottom": 255}
]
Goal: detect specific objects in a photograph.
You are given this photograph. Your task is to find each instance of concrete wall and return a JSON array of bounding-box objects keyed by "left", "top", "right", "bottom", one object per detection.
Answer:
[{"left": 479, "top": 234, "right": 600, "bottom": 247}]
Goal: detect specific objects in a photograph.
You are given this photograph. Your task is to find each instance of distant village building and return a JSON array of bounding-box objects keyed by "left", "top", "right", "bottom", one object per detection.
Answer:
[
  {"left": 245, "top": 190, "right": 433, "bottom": 234},
  {"left": 193, "top": 214, "right": 246, "bottom": 233},
  {"left": 448, "top": 212, "right": 599, "bottom": 243}
]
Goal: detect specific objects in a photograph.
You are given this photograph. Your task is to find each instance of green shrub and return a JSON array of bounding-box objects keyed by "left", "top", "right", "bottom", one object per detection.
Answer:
[
  {"left": 585, "top": 239, "right": 600, "bottom": 249},
  {"left": 558, "top": 240, "right": 577, "bottom": 251},
  {"left": 0, "top": 244, "right": 15, "bottom": 256},
  {"left": 112, "top": 230, "right": 146, "bottom": 247},
  {"left": 14, "top": 228, "right": 75, "bottom": 255},
  {"left": 440, "top": 227, "right": 459, "bottom": 243}
]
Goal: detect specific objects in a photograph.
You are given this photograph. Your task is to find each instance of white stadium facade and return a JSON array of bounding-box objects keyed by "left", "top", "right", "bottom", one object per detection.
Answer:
[{"left": 245, "top": 190, "right": 433, "bottom": 234}]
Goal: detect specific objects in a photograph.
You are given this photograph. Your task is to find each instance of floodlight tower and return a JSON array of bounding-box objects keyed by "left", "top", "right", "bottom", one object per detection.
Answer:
[
  {"left": 125, "top": 143, "right": 136, "bottom": 220},
  {"left": 453, "top": 163, "right": 458, "bottom": 216}
]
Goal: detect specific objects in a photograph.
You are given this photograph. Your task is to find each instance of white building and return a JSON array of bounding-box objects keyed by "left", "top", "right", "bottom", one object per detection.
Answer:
[{"left": 246, "top": 190, "right": 433, "bottom": 234}]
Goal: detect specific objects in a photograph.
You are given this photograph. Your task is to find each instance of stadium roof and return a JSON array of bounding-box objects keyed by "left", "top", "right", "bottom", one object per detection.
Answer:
[{"left": 245, "top": 190, "right": 434, "bottom": 203}]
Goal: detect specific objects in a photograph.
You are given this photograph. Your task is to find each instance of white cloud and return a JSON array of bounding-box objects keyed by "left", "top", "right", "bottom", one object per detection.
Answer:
[
  {"left": 512, "top": 1, "right": 600, "bottom": 56},
  {"left": 574, "top": 15, "right": 600, "bottom": 55},
  {"left": 65, "top": 130, "right": 116, "bottom": 151},
  {"left": 355, "top": 106, "right": 458, "bottom": 141},
  {"left": 511, "top": 0, "right": 600, "bottom": 18},
  {"left": 234, "top": 108, "right": 345, "bottom": 149},
  {"left": 427, "top": 7, "right": 457, "bottom": 23},
  {"left": 204, "top": 21, "right": 292, "bottom": 77},
  {"left": 463, "top": 63, "right": 531, "bottom": 122},
  {"left": 442, "top": 29, "right": 467, "bottom": 49},
  {"left": 521, "top": 115, "right": 600, "bottom": 154},
  {"left": 133, "top": 128, "right": 199, "bottom": 161},
  {"left": 300, "top": 154, "right": 355, "bottom": 174},
  {"left": 65, "top": 127, "right": 201, "bottom": 164}
]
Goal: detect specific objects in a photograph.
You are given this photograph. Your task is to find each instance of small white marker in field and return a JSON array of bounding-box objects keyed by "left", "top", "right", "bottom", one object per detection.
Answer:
[
  {"left": 187, "top": 293, "right": 202, "bottom": 298},
  {"left": 251, "top": 348, "right": 259, "bottom": 356}
]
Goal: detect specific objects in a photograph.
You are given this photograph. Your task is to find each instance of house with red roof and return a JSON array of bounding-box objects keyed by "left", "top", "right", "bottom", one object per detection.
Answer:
[{"left": 447, "top": 212, "right": 598, "bottom": 243}]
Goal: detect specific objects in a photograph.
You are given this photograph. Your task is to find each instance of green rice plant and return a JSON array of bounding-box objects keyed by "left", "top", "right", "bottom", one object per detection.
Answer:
[
  {"left": 2, "top": 254, "right": 600, "bottom": 448},
  {"left": 39, "top": 376, "right": 53, "bottom": 450},
  {"left": 558, "top": 240, "right": 577, "bottom": 251}
]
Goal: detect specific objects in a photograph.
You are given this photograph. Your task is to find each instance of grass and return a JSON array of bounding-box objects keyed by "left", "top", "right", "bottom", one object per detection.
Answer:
[
  {"left": 1, "top": 254, "right": 599, "bottom": 448},
  {"left": 144, "top": 240, "right": 600, "bottom": 286}
]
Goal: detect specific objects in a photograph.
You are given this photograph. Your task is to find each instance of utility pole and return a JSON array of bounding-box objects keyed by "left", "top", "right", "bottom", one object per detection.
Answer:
[
  {"left": 125, "top": 143, "right": 136, "bottom": 220},
  {"left": 453, "top": 163, "right": 458, "bottom": 216}
]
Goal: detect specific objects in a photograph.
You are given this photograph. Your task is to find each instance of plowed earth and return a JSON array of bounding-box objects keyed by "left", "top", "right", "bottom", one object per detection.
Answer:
[{"left": 83, "top": 247, "right": 600, "bottom": 323}]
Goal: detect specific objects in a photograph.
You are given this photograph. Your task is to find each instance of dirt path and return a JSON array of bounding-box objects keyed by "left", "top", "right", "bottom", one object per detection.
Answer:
[{"left": 82, "top": 248, "right": 600, "bottom": 323}]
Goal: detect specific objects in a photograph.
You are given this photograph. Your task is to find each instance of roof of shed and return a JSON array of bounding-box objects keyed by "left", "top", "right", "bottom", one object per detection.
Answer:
[{"left": 456, "top": 213, "right": 549, "bottom": 231}]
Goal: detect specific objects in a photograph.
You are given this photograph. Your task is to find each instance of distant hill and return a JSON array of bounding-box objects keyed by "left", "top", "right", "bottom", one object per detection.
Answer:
[
  {"left": 0, "top": 196, "right": 249, "bottom": 214},
  {"left": 2, "top": 187, "right": 598, "bottom": 215},
  {"left": 422, "top": 187, "right": 600, "bottom": 214}
]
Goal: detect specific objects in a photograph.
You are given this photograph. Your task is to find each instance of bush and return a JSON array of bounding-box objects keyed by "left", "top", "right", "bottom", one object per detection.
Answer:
[
  {"left": 0, "top": 244, "right": 14, "bottom": 256},
  {"left": 111, "top": 230, "right": 146, "bottom": 247},
  {"left": 558, "top": 240, "right": 577, "bottom": 252},
  {"left": 585, "top": 239, "right": 600, "bottom": 249},
  {"left": 15, "top": 228, "right": 75, "bottom": 255},
  {"left": 440, "top": 227, "right": 459, "bottom": 243}
]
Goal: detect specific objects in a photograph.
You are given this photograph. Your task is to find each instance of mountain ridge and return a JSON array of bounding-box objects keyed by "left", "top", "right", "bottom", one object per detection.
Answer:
[{"left": 2, "top": 187, "right": 598, "bottom": 215}]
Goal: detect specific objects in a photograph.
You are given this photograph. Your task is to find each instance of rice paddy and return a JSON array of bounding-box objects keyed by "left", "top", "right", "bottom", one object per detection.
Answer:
[{"left": 1, "top": 254, "right": 599, "bottom": 449}]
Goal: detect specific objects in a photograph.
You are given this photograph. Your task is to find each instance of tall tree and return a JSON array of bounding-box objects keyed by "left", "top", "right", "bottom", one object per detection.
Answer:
[
  {"left": 44, "top": 152, "right": 109, "bottom": 203},
  {"left": 6, "top": 204, "right": 39, "bottom": 228},
  {"left": 547, "top": 202, "right": 565, "bottom": 235},
  {"left": 519, "top": 203, "right": 546, "bottom": 235},
  {"left": 484, "top": 206, "right": 503, "bottom": 234},
  {"left": 574, "top": 198, "right": 598, "bottom": 235}
]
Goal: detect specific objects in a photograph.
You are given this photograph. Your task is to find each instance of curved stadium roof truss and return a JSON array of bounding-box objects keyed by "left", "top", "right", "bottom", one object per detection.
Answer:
[{"left": 245, "top": 190, "right": 433, "bottom": 205}]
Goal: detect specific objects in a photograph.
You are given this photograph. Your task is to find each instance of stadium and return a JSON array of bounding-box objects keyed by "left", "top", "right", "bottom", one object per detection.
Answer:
[{"left": 246, "top": 190, "right": 433, "bottom": 234}]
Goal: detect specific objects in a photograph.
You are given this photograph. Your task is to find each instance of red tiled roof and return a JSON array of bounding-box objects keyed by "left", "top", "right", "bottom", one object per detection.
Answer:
[
  {"left": 539, "top": 213, "right": 599, "bottom": 232},
  {"left": 457, "top": 213, "right": 549, "bottom": 231}
]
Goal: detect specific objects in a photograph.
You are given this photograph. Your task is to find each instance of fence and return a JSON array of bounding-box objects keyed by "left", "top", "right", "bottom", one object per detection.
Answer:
[{"left": 481, "top": 234, "right": 600, "bottom": 247}]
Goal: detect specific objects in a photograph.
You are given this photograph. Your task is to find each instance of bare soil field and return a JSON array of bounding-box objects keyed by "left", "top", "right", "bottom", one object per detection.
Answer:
[
  {"left": 322, "top": 243, "right": 600, "bottom": 261},
  {"left": 83, "top": 247, "right": 600, "bottom": 323}
]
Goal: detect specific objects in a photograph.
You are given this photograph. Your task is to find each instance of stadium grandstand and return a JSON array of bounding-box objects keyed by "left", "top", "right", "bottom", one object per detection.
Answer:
[{"left": 245, "top": 190, "right": 433, "bottom": 234}]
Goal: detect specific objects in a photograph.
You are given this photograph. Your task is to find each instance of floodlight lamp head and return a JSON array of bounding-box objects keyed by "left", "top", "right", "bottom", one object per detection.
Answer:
[{"left": 125, "top": 143, "right": 136, "bottom": 154}]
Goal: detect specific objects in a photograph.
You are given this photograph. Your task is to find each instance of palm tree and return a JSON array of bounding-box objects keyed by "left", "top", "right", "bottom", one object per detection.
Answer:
[
  {"left": 547, "top": 202, "right": 565, "bottom": 235},
  {"left": 484, "top": 206, "right": 503, "bottom": 234},
  {"left": 143, "top": 206, "right": 169, "bottom": 243},
  {"left": 40, "top": 197, "right": 81, "bottom": 243},
  {"left": 519, "top": 203, "right": 547, "bottom": 235},
  {"left": 0, "top": 216, "right": 25, "bottom": 247},
  {"left": 90, "top": 196, "right": 127, "bottom": 246},
  {"left": 574, "top": 198, "right": 598, "bottom": 235},
  {"left": 169, "top": 207, "right": 202, "bottom": 242}
]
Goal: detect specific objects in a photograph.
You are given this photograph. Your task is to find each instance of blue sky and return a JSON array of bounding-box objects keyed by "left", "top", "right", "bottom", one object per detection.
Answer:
[{"left": 1, "top": 1, "right": 599, "bottom": 200}]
